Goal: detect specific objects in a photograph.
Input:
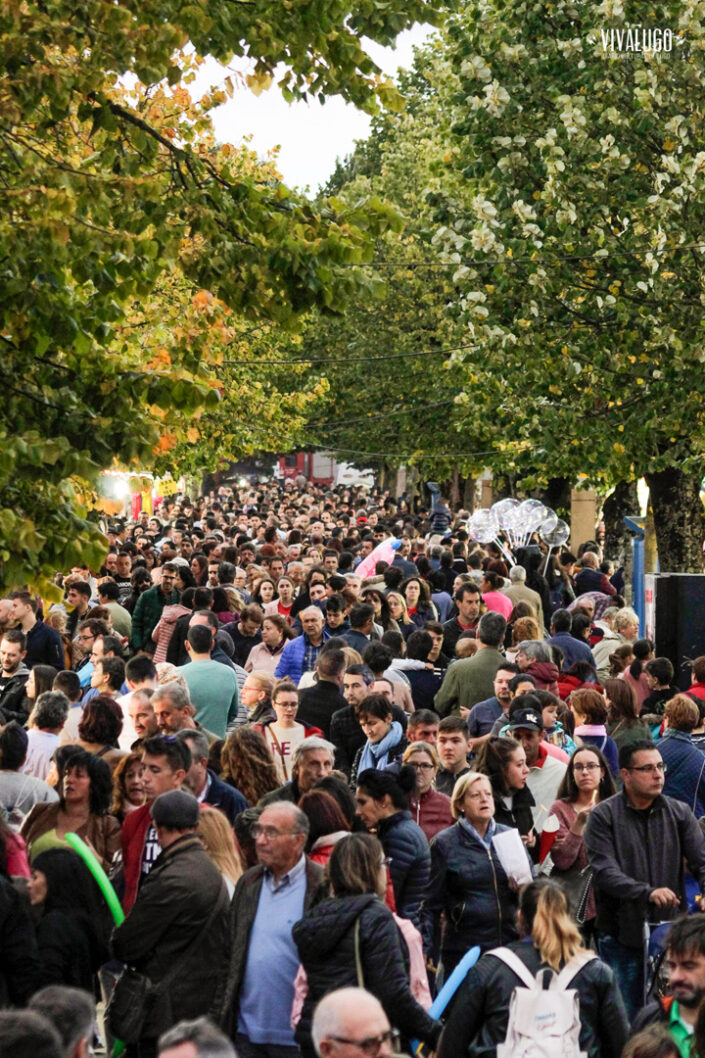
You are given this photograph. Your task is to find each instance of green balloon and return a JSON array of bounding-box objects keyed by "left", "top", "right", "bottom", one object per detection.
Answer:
[{"left": 65, "top": 832, "right": 125, "bottom": 925}]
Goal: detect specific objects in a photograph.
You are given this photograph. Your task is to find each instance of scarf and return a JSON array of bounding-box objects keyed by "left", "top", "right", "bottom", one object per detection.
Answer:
[{"left": 358, "top": 720, "right": 403, "bottom": 774}]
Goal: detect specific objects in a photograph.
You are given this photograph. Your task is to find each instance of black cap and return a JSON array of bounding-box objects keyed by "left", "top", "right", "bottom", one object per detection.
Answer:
[
  {"left": 508, "top": 707, "right": 544, "bottom": 733},
  {"left": 150, "top": 790, "right": 200, "bottom": 829}
]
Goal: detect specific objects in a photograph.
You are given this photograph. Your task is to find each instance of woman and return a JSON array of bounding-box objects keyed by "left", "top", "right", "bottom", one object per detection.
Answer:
[
  {"left": 244, "top": 615, "right": 293, "bottom": 675},
  {"left": 197, "top": 806, "right": 243, "bottom": 898},
  {"left": 264, "top": 575, "right": 295, "bottom": 623},
  {"left": 220, "top": 726, "right": 280, "bottom": 806},
  {"left": 24, "top": 665, "right": 58, "bottom": 714},
  {"left": 536, "top": 689, "right": 576, "bottom": 755},
  {"left": 476, "top": 736, "right": 536, "bottom": 849},
  {"left": 642, "top": 657, "right": 680, "bottom": 723},
  {"left": 355, "top": 765, "right": 430, "bottom": 930},
  {"left": 620, "top": 638, "right": 654, "bottom": 707},
  {"left": 386, "top": 592, "right": 417, "bottom": 640},
  {"left": 298, "top": 788, "right": 351, "bottom": 865},
  {"left": 438, "top": 879, "right": 628, "bottom": 1058},
  {"left": 506, "top": 615, "right": 541, "bottom": 662},
  {"left": 608, "top": 643, "right": 635, "bottom": 678},
  {"left": 292, "top": 833, "right": 441, "bottom": 1058},
  {"left": 548, "top": 746, "right": 616, "bottom": 937},
  {"left": 361, "top": 587, "right": 397, "bottom": 635},
  {"left": 76, "top": 695, "right": 127, "bottom": 772},
  {"left": 151, "top": 589, "right": 192, "bottom": 664},
  {"left": 251, "top": 576, "right": 276, "bottom": 607},
  {"left": 240, "top": 671, "right": 276, "bottom": 724},
  {"left": 253, "top": 680, "right": 323, "bottom": 783},
  {"left": 350, "top": 693, "right": 407, "bottom": 785},
  {"left": 556, "top": 659, "right": 602, "bottom": 702},
  {"left": 0, "top": 810, "right": 30, "bottom": 878},
  {"left": 605, "top": 677, "right": 652, "bottom": 751},
  {"left": 110, "top": 751, "right": 145, "bottom": 823},
  {"left": 28, "top": 848, "right": 109, "bottom": 991},
  {"left": 423, "top": 771, "right": 523, "bottom": 976},
  {"left": 570, "top": 688, "right": 619, "bottom": 776},
  {"left": 21, "top": 748, "right": 120, "bottom": 871},
  {"left": 403, "top": 741, "right": 453, "bottom": 842},
  {"left": 401, "top": 577, "right": 437, "bottom": 629},
  {"left": 190, "top": 553, "right": 209, "bottom": 586}
]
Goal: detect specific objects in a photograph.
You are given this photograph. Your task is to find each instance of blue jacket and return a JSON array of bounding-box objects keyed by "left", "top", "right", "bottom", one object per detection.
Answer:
[
  {"left": 274, "top": 631, "right": 330, "bottom": 685},
  {"left": 203, "top": 771, "right": 248, "bottom": 824},
  {"left": 375, "top": 810, "right": 430, "bottom": 932},
  {"left": 660, "top": 731, "right": 705, "bottom": 817},
  {"left": 25, "top": 620, "right": 65, "bottom": 671},
  {"left": 547, "top": 631, "right": 596, "bottom": 673}
]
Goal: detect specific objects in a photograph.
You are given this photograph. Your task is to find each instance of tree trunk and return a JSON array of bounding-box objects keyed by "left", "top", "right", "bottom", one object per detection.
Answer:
[
  {"left": 539, "top": 477, "right": 572, "bottom": 518},
  {"left": 601, "top": 480, "right": 639, "bottom": 567},
  {"left": 462, "top": 474, "right": 475, "bottom": 512},
  {"left": 645, "top": 467, "right": 705, "bottom": 572}
]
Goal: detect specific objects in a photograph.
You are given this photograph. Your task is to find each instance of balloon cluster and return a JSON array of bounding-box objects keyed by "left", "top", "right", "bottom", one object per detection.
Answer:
[{"left": 467, "top": 499, "right": 570, "bottom": 570}]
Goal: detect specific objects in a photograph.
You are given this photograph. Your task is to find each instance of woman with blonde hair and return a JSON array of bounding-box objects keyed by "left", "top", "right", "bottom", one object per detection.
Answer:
[
  {"left": 386, "top": 592, "right": 417, "bottom": 640},
  {"left": 239, "top": 671, "right": 276, "bottom": 724},
  {"left": 437, "top": 879, "right": 628, "bottom": 1058},
  {"left": 220, "top": 726, "right": 280, "bottom": 806},
  {"left": 197, "top": 806, "right": 242, "bottom": 897},
  {"left": 403, "top": 741, "right": 452, "bottom": 842}
]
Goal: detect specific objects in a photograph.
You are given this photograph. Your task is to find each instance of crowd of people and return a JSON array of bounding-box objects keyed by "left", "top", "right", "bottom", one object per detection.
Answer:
[{"left": 2, "top": 476, "right": 705, "bottom": 1058}]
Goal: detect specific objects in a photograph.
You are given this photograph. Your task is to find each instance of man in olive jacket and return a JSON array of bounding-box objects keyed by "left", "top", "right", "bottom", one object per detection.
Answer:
[
  {"left": 434, "top": 611, "right": 507, "bottom": 718},
  {"left": 112, "top": 791, "right": 230, "bottom": 1055},
  {"left": 216, "top": 802, "right": 324, "bottom": 1055}
]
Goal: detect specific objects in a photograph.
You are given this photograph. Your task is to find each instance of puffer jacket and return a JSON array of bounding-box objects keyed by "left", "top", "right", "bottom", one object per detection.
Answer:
[
  {"left": 409, "top": 788, "right": 454, "bottom": 843},
  {"left": 292, "top": 894, "right": 441, "bottom": 1054},
  {"left": 376, "top": 810, "right": 430, "bottom": 931},
  {"left": 422, "top": 822, "right": 519, "bottom": 966},
  {"left": 437, "top": 940, "right": 628, "bottom": 1058}
]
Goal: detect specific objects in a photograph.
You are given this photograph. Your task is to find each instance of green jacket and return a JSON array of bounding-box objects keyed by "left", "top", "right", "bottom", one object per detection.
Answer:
[
  {"left": 130, "top": 585, "right": 180, "bottom": 651},
  {"left": 434, "top": 647, "right": 505, "bottom": 717}
]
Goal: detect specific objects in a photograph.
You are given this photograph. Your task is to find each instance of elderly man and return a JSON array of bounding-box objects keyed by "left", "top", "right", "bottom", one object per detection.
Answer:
[
  {"left": 501, "top": 565, "right": 544, "bottom": 632},
  {"left": 312, "top": 989, "right": 400, "bottom": 1058},
  {"left": 152, "top": 683, "right": 219, "bottom": 744},
  {"left": 218, "top": 803, "right": 324, "bottom": 1056},
  {"left": 176, "top": 729, "right": 247, "bottom": 824},
  {"left": 259, "top": 737, "right": 335, "bottom": 807},
  {"left": 275, "top": 607, "right": 330, "bottom": 685}
]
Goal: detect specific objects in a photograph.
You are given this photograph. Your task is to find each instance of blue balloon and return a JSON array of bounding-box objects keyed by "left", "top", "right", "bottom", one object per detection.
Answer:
[{"left": 410, "top": 946, "right": 480, "bottom": 1054}]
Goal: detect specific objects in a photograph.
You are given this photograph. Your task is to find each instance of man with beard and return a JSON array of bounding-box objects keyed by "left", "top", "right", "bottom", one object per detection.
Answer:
[{"left": 632, "top": 916, "right": 705, "bottom": 1054}]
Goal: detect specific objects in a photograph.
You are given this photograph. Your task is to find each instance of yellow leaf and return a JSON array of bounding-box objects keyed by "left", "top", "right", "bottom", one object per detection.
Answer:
[{"left": 246, "top": 72, "right": 274, "bottom": 97}]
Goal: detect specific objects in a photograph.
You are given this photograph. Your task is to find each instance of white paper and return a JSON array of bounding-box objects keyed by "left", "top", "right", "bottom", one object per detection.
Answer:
[{"left": 492, "top": 828, "right": 533, "bottom": 886}]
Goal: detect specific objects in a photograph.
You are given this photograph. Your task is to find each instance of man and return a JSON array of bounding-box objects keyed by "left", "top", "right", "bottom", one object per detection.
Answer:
[
  {"left": 113, "top": 790, "right": 230, "bottom": 1056},
  {"left": 115, "top": 653, "right": 158, "bottom": 749},
  {"left": 218, "top": 803, "right": 324, "bottom": 1055},
  {"left": 631, "top": 915, "right": 705, "bottom": 1053},
  {"left": 435, "top": 716, "right": 472, "bottom": 795},
  {"left": 166, "top": 590, "right": 214, "bottom": 667},
  {"left": 21, "top": 691, "right": 68, "bottom": 781},
  {"left": 423, "top": 621, "right": 451, "bottom": 669},
  {"left": 660, "top": 695, "right": 705, "bottom": 816},
  {"left": 275, "top": 607, "right": 330, "bottom": 686},
  {"left": 363, "top": 642, "right": 414, "bottom": 714},
  {"left": 434, "top": 612, "right": 507, "bottom": 718},
  {"left": 341, "top": 603, "right": 375, "bottom": 655},
  {"left": 0, "top": 629, "right": 30, "bottom": 722},
  {"left": 159, "top": 1018, "right": 236, "bottom": 1058},
  {"left": 297, "top": 648, "right": 346, "bottom": 739},
  {"left": 29, "top": 986, "right": 95, "bottom": 1058},
  {"left": 407, "top": 709, "right": 440, "bottom": 744},
  {"left": 225, "top": 604, "right": 264, "bottom": 669},
  {"left": 120, "top": 734, "right": 191, "bottom": 912},
  {"left": 96, "top": 580, "right": 133, "bottom": 639},
  {"left": 0, "top": 721, "right": 58, "bottom": 819},
  {"left": 441, "top": 584, "right": 482, "bottom": 658},
  {"left": 177, "top": 729, "right": 247, "bottom": 824},
  {"left": 114, "top": 551, "right": 133, "bottom": 604},
  {"left": 8, "top": 592, "right": 64, "bottom": 670},
  {"left": 64, "top": 581, "right": 92, "bottom": 638},
  {"left": 73, "top": 618, "right": 109, "bottom": 686},
  {"left": 501, "top": 565, "right": 545, "bottom": 632},
  {"left": 547, "top": 608, "right": 596, "bottom": 672},
  {"left": 329, "top": 664, "right": 375, "bottom": 777},
  {"left": 585, "top": 740, "right": 705, "bottom": 1019},
  {"left": 0, "top": 1012, "right": 63, "bottom": 1058},
  {"left": 179, "top": 625, "right": 240, "bottom": 738},
  {"left": 259, "top": 737, "right": 335, "bottom": 806},
  {"left": 125, "top": 688, "right": 159, "bottom": 746},
  {"left": 507, "top": 703, "right": 566, "bottom": 833},
  {"left": 312, "top": 988, "right": 400, "bottom": 1058},
  {"left": 575, "top": 551, "right": 616, "bottom": 597},
  {"left": 152, "top": 683, "right": 217, "bottom": 744},
  {"left": 466, "top": 662, "right": 521, "bottom": 750},
  {"left": 131, "top": 563, "right": 179, "bottom": 653},
  {"left": 322, "top": 549, "right": 339, "bottom": 575}
]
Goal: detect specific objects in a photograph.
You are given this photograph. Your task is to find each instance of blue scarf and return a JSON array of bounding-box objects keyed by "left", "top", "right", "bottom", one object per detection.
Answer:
[{"left": 358, "top": 721, "right": 403, "bottom": 774}]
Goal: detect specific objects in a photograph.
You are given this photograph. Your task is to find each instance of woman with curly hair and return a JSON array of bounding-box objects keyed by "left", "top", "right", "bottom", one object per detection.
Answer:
[
  {"left": 110, "top": 751, "right": 145, "bottom": 823},
  {"left": 220, "top": 726, "right": 280, "bottom": 806},
  {"left": 76, "top": 695, "right": 126, "bottom": 772}
]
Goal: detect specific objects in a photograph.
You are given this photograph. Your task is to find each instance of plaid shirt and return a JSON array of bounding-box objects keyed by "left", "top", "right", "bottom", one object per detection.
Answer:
[{"left": 303, "top": 635, "right": 324, "bottom": 676}]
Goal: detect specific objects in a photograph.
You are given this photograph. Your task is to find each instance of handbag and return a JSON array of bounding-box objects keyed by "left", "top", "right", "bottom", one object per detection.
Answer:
[
  {"left": 107, "top": 885, "right": 226, "bottom": 1043},
  {"left": 551, "top": 862, "right": 594, "bottom": 926}
]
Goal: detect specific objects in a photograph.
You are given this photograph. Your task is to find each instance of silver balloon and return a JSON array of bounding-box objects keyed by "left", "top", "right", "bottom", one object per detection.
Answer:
[
  {"left": 541, "top": 519, "right": 570, "bottom": 547},
  {"left": 470, "top": 508, "right": 500, "bottom": 544},
  {"left": 537, "top": 510, "right": 558, "bottom": 535},
  {"left": 491, "top": 498, "right": 520, "bottom": 528}
]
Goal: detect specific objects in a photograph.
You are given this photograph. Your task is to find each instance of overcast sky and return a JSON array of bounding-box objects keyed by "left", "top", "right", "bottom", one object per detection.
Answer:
[{"left": 191, "top": 24, "right": 434, "bottom": 195}]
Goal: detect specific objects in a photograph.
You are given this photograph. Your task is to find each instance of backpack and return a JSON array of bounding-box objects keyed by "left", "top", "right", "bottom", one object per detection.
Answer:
[{"left": 490, "top": 946, "right": 597, "bottom": 1058}]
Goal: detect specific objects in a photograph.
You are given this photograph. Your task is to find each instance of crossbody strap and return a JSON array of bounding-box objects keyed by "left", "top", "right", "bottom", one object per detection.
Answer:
[
  {"left": 487, "top": 946, "right": 537, "bottom": 990},
  {"left": 267, "top": 726, "right": 290, "bottom": 780},
  {"left": 354, "top": 918, "right": 365, "bottom": 989}
]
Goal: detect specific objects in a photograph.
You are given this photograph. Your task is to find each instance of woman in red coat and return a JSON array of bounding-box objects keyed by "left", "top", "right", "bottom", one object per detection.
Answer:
[{"left": 403, "top": 741, "right": 453, "bottom": 842}]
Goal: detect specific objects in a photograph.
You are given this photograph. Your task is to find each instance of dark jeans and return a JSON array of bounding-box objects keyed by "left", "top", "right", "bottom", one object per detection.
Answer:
[
  {"left": 597, "top": 933, "right": 643, "bottom": 1023},
  {"left": 235, "top": 1034, "right": 301, "bottom": 1058}
]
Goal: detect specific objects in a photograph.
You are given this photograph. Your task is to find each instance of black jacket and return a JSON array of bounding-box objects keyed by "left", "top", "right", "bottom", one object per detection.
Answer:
[
  {"left": 203, "top": 770, "right": 248, "bottom": 825},
  {"left": 24, "top": 620, "right": 65, "bottom": 671},
  {"left": 442, "top": 618, "right": 477, "bottom": 659},
  {"left": 376, "top": 810, "right": 430, "bottom": 930},
  {"left": 298, "top": 680, "right": 346, "bottom": 739},
  {"left": 437, "top": 940, "right": 628, "bottom": 1058},
  {"left": 0, "top": 666, "right": 30, "bottom": 724},
  {"left": 112, "top": 834, "right": 230, "bottom": 1039},
  {"left": 350, "top": 733, "right": 408, "bottom": 787},
  {"left": 0, "top": 875, "right": 40, "bottom": 1007},
  {"left": 36, "top": 908, "right": 108, "bottom": 993},
  {"left": 293, "top": 894, "right": 440, "bottom": 1052},
  {"left": 491, "top": 782, "right": 536, "bottom": 843},
  {"left": 422, "top": 822, "right": 519, "bottom": 962}
]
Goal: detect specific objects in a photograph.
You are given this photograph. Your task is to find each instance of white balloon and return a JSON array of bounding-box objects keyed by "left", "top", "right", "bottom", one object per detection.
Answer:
[
  {"left": 470, "top": 508, "right": 500, "bottom": 544},
  {"left": 541, "top": 519, "right": 570, "bottom": 547}
]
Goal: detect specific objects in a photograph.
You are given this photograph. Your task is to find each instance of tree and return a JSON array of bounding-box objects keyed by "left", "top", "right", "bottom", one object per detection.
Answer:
[
  {"left": 425, "top": 0, "right": 705, "bottom": 569},
  {"left": 0, "top": 0, "right": 450, "bottom": 594}
]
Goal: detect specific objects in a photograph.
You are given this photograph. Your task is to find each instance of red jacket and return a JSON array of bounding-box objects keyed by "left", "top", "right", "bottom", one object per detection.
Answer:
[
  {"left": 409, "top": 788, "right": 453, "bottom": 843},
  {"left": 121, "top": 803, "right": 152, "bottom": 913}
]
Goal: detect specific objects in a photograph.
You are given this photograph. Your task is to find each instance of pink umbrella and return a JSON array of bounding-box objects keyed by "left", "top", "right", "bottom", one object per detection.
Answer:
[{"left": 355, "top": 537, "right": 402, "bottom": 581}]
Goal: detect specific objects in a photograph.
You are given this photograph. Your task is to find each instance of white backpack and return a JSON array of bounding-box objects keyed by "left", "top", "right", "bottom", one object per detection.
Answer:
[{"left": 490, "top": 946, "right": 597, "bottom": 1058}]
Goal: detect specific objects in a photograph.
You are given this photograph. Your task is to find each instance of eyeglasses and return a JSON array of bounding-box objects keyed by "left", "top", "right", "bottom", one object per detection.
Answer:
[
  {"left": 329, "top": 1029, "right": 400, "bottom": 1056},
  {"left": 251, "top": 824, "right": 297, "bottom": 840},
  {"left": 409, "top": 762, "right": 435, "bottom": 771},
  {"left": 573, "top": 763, "right": 601, "bottom": 772},
  {"left": 628, "top": 763, "right": 667, "bottom": 774}
]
